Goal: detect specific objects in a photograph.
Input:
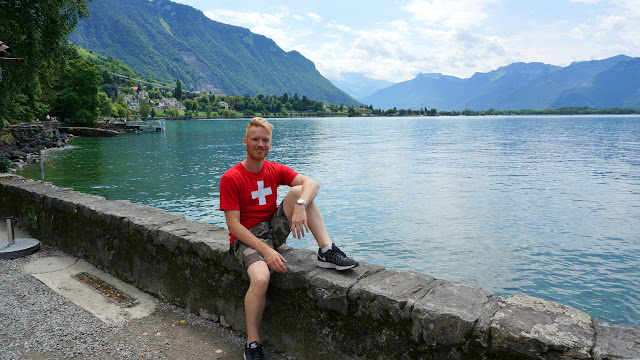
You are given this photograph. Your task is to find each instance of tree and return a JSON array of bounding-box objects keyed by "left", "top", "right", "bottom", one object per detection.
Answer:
[
  {"left": 139, "top": 98, "right": 151, "bottom": 119},
  {"left": 58, "top": 58, "right": 101, "bottom": 124},
  {"left": 183, "top": 99, "right": 195, "bottom": 111},
  {"left": 0, "top": 0, "right": 91, "bottom": 125},
  {"left": 98, "top": 91, "right": 112, "bottom": 117},
  {"left": 174, "top": 79, "right": 182, "bottom": 99},
  {"left": 165, "top": 108, "right": 179, "bottom": 117},
  {"left": 117, "top": 104, "right": 129, "bottom": 119}
]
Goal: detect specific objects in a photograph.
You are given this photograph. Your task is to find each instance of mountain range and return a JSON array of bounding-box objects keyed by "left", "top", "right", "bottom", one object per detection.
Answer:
[
  {"left": 361, "top": 55, "right": 640, "bottom": 111},
  {"left": 68, "top": 0, "right": 359, "bottom": 106},
  {"left": 68, "top": 0, "right": 640, "bottom": 111}
]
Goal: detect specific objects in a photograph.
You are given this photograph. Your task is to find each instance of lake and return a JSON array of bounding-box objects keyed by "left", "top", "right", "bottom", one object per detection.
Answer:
[{"left": 18, "top": 116, "right": 640, "bottom": 326}]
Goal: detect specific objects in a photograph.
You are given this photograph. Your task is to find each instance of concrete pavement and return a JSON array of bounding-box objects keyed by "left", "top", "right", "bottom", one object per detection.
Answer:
[{"left": 0, "top": 217, "right": 291, "bottom": 359}]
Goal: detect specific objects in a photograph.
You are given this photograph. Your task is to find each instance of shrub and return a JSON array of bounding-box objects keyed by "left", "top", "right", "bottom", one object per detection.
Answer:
[{"left": 0, "top": 158, "right": 13, "bottom": 173}]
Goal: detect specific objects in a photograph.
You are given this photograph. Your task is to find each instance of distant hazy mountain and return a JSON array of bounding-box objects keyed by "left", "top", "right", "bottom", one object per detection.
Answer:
[
  {"left": 328, "top": 72, "right": 394, "bottom": 102},
  {"left": 363, "top": 55, "right": 637, "bottom": 111},
  {"left": 69, "top": 0, "right": 359, "bottom": 105},
  {"left": 552, "top": 58, "right": 640, "bottom": 108}
]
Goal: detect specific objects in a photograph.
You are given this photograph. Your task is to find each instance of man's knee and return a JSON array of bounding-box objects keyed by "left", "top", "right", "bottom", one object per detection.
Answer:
[
  {"left": 247, "top": 261, "right": 271, "bottom": 291},
  {"left": 286, "top": 185, "right": 303, "bottom": 199}
]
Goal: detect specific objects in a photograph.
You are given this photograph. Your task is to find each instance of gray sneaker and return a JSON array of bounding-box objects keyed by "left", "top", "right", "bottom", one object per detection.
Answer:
[{"left": 317, "top": 244, "right": 359, "bottom": 270}]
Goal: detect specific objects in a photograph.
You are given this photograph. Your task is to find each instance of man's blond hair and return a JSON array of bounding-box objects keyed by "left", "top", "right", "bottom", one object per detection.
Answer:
[{"left": 245, "top": 117, "right": 273, "bottom": 139}]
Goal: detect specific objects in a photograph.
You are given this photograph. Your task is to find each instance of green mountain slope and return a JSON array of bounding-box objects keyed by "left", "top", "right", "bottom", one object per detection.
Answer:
[{"left": 69, "top": 0, "right": 358, "bottom": 105}]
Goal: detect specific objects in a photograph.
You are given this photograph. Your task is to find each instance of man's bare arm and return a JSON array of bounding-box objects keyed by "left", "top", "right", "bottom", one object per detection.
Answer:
[
  {"left": 288, "top": 174, "right": 319, "bottom": 239},
  {"left": 290, "top": 174, "right": 319, "bottom": 203}
]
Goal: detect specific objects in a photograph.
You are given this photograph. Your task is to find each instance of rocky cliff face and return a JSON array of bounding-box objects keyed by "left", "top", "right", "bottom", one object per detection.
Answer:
[{"left": 0, "top": 123, "right": 68, "bottom": 171}]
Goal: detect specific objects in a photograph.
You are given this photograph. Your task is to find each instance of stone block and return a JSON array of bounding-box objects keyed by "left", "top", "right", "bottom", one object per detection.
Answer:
[
  {"left": 473, "top": 294, "right": 504, "bottom": 348},
  {"left": 305, "top": 262, "right": 384, "bottom": 313},
  {"left": 490, "top": 294, "right": 594, "bottom": 359},
  {"left": 269, "top": 246, "right": 319, "bottom": 290},
  {"left": 349, "top": 270, "right": 435, "bottom": 322},
  {"left": 411, "top": 281, "right": 493, "bottom": 347},
  {"left": 155, "top": 218, "right": 227, "bottom": 255},
  {"left": 593, "top": 320, "right": 640, "bottom": 360}
]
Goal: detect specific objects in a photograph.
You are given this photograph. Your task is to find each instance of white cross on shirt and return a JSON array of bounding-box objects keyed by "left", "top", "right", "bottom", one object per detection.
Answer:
[{"left": 251, "top": 180, "right": 272, "bottom": 206}]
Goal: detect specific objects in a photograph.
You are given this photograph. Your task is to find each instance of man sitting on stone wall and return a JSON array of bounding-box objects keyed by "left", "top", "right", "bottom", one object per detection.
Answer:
[{"left": 219, "top": 117, "right": 358, "bottom": 360}]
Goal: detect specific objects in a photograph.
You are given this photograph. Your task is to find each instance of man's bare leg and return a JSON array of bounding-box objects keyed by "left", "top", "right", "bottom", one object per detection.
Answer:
[
  {"left": 283, "top": 186, "right": 358, "bottom": 270},
  {"left": 245, "top": 260, "right": 270, "bottom": 344}
]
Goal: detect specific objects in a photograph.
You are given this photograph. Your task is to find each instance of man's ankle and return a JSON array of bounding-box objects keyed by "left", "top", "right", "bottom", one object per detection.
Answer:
[{"left": 320, "top": 243, "right": 333, "bottom": 253}]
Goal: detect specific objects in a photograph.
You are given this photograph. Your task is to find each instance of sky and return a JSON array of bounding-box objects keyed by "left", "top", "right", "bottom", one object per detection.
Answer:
[{"left": 171, "top": 0, "right": 640, "bottom": 83}]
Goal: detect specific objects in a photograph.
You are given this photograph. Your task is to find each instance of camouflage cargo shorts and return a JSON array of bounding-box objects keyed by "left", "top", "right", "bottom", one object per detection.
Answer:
[{"left": 230, "top": 202, "right": 291, "bottom": 271}]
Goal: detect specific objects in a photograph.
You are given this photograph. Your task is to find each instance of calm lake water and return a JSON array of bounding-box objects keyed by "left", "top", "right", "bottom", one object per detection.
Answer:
[{"left": 18, "top": 116, "right": 640, "bottom": 326}]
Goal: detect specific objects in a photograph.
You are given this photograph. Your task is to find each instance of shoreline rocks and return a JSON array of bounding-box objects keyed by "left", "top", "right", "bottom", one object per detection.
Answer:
[
  {"left": 0, "top": 121, "right": 132, "bottom": 172},
  {"left": 1, "top": 123, "right": 69, "bottom": 172}
]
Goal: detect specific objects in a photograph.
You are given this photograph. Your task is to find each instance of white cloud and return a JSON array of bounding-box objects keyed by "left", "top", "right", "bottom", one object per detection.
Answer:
[
  {"left": 202, "top": 8, "right": 299, "bottom": 49},
  {"left": 203, "top": 9, "right": 283, "bottom": 28},
  {"left": 402, "top": 0, "right": 498, "bottom": 29},
  {"left": 327, "top": 23, "right": 351, "bottom": 32},
  {"left": 307, "top": 12, "right": 322, "bottom": 22}
]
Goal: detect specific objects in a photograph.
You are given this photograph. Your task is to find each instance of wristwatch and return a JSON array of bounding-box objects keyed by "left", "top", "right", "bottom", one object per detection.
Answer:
[{"left": 296, "top": 199, "right": 307, "bottom": 208}]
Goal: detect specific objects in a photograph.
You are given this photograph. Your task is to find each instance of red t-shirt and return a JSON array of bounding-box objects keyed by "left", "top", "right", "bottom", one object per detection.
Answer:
[{"left": 219, "top": 161, "right": 298, "bottom": 243}]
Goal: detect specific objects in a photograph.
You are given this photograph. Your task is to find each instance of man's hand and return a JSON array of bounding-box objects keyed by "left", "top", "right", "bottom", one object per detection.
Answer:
[
  {"left": 225, "top": 210, "right": 288, "bottom": 273},
  {"left": 291, "top": 204, "right": 310, "bottom": 239},
  {"left": 262, "top": 247, "right": 287, "bottom": 273}
]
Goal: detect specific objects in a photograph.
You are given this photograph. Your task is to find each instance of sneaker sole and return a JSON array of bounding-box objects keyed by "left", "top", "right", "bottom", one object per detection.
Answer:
[{"left": 317, "top": 261, "right": 357, "bottom": 271}]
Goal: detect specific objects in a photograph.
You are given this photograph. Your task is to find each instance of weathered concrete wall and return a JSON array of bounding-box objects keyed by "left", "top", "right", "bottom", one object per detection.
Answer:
[
  {"left": 1, "top": 174, "right": 639, "bottom": 360},
  {"left": 57, "top": 126, "right": 119, "bottom": 137}
]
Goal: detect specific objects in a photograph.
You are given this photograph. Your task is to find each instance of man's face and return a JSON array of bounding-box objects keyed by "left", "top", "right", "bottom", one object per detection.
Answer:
[{"left": 244, "top": 126, "right": 272, "bottom": 161}]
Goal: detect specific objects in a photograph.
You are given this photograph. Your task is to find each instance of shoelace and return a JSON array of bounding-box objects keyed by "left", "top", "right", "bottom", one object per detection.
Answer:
[
  {"left": 329, "top": 247, "right": 347, "bottom": 258},
  {"left": 246, "top": 347, "right": 263, "bottom": 359}
]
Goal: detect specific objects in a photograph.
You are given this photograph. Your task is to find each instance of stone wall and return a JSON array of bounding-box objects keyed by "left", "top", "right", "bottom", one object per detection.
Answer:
[
  {"left": 1, "top": 174, "right": 638, "bottom": 360},
  {"left": 57, "top": 126, "right": 119, "bottom": 137}
]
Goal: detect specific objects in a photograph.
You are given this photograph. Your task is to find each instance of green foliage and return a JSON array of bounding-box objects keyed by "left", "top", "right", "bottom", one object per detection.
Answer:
[
  {"left": 222, "top": 110, "right": 237, "bottom": 118},
  {"left": 139, "top": 98, "right": 151, "bottom": 118},
  {"left": 98, "top": 92, "right": 112, "bottom": 117},
  {"left": 116, "top": 104, "right": 129, "bottom": 118},
  {"left": 103, "top": 237, "right": 115, "bottom": 251},
  {"left": 0, "top": 158, "right": 13, "bottom": 173},
  {"left": 174, "top": 79, "right": 182, "bottom": 100},
  {"left": 58, "top": 58, "right": 101, "bottom": 124},
  {"left": 436, "top": 107, "right": 640, "bottom": 116},
  {"left": 165, "top": 108, "right": 179, "bottom": 117},
  {"left": 27, "top": 204, "right": 37, "bottom": 227},
  {"left": 0, "top": 130, "right": 14, "bottom": 144},
  {"left": 0, "top": 0, "right": 91, "bottom": 124}
]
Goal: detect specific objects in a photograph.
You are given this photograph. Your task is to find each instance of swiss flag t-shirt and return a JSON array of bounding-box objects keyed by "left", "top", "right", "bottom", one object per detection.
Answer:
[{"left": 219, "top": 161, "right": 298, "bottom": 243}]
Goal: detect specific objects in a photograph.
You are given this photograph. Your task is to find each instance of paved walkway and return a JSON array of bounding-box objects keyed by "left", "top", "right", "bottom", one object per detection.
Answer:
[{"left": 0, "top": 218, "right": 291, "bottom": 359}]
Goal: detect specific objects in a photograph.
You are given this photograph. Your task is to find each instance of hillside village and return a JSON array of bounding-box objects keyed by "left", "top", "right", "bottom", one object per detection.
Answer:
[{"left": 108, "top": 79, "right": 376, "bottom": 119}]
